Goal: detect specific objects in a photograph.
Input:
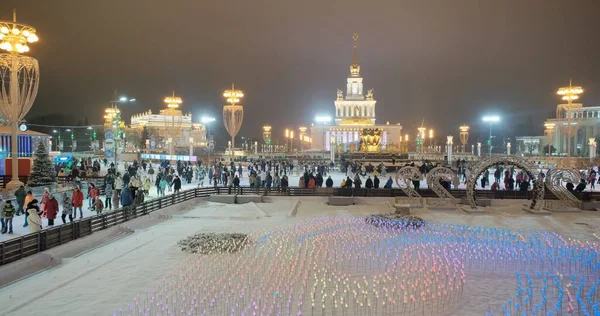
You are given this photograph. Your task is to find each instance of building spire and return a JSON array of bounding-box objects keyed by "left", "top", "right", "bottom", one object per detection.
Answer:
[
  {"left": 350, "top": 33, "right": 361, "bottom": 76},
  {"left": 352, "top": 33, "right": 359, "bottom": 65}
]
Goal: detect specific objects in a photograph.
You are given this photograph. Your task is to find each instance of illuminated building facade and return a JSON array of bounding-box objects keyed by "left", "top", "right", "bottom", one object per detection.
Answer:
[{"left": 310, "top": 34, "right": 402, "bottom": 152}]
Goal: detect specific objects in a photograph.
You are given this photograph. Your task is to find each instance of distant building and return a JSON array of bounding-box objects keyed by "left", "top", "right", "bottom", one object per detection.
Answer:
[
  {"left": 311, "top": 35, "right": 402, "bottom": 152},
  {"left": 515, "top": 136, "right": 546, "bottom": 155},
  {"left": 545, "top": 104, "right": 600, "bottom": 155},
  {"left": 130, "top": 109, "right": 207, "bottom": 153},
  {"left": 0, "top": 125, "right": 51, "bottom": 175}
]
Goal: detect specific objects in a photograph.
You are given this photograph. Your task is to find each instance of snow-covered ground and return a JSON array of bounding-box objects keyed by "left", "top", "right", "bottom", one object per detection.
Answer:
[{"left": 0, "top": 196, "right": 598, "bottom": 315}]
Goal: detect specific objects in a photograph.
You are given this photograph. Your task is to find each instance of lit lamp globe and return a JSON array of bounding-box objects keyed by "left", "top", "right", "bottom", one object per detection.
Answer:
[
  {"left": 262, "top": 125, "right": 272, "bottom": 150},
  {"left": 222, "top": 84, "right": 244, "bottom": 158},
  {"left": 0, "top": 10, "right": 40, "bottom": 189}
]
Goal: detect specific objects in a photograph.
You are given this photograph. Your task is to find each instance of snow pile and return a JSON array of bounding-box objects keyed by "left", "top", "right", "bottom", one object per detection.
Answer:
[
  {"left": 365, "top": 213, "right": 425, "bottom": 229},
  {"left": 176, "top": 233, "right": 250, "bottom": 254}
]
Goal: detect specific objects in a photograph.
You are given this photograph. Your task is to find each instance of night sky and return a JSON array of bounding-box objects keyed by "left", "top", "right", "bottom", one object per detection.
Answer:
[{"left": 1, "top": 0, "right": 599, "bottom": 145}]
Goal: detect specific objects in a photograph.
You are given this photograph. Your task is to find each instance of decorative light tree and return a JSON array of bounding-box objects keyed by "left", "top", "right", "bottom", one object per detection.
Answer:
[
  {"left": 556, "top": 81, "right": 583, "bottom": 160},
  {"left": 28, "top": 142, "right": 56, "bottom": 187},
  {"left": 222, "top": 84, "right": 244, "bottom": 159},
  {"left": 0, "top": 10, "right": 40, "bottom": 189},
  {"left": 459, "top": 125, "right": 469, "bottom": 153}
]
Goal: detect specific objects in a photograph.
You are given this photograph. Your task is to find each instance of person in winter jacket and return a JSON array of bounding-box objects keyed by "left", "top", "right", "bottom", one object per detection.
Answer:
[
  {"left": 363, "top": 175, "right": 372, "bottom": 189},
  {"left": 0, "top": 197, "right": 6, "bottom": 233},
  {"left": 114, "top": 174, "right": 123, "bottom": 196},
  {"left": 143, "top": 177, "right": 151, "bottom": 196},
  {"left": 45, "top": 194, "right": 59, "bottom": 226},
  {"left": 26, "top": 199, "right": 42, "bottom": 233},
  {"left": 325, "top": 176, "right": 334, "bottom": 188},
  {"left": 14, "top": 185, "right": 26, "bottom": 216},
  {"left": 1, "top": 198, "right": 14, "bottom": 234},
  {"left": 384, "top": 176, "right": 393, "bottom": 189},
  {"left": 23, "top": 190, "right": 35, "bottom": 227},
  {"left": 373, "top": 175, "right": 380, "bottom": 189},
  {"left": 112, "top": 190, "right": 120, "bottom": 210},
  {"left": 61, "top": 193, "right": 73, "bottom": 224},
  {"left": 307, "top": 177, "right": 316, "bottom": 189},
  {"left": 41, "top": 188, "right": 50, "bottom": 217},
  {"left": 121, "top": 186, "right": 133, "bottom": 207},
  {"left": 173, "top": 175, "right": 182, "bottom": 193},
  {"left": 91, "top": 197, "right": 104, "bottom": 214},
  {"left": 72, "top": 186, "right": 84, "bottom": 219}
]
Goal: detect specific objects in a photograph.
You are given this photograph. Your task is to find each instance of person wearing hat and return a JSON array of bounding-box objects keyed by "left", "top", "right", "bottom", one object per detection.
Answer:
[
  {"left": 26, "top": 199, "right": 43, "bottom": 233},
  {"left": 45, "top": 194, "right": 59, "bottom": 226},
  {"left": 1, "top": 199, "right": 15, "bottom": 234}
]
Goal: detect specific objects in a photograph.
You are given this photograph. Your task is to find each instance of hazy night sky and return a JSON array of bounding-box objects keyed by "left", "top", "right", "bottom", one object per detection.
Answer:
[{"left": 1, "top": 0, "right": 599, "bottom": 145}]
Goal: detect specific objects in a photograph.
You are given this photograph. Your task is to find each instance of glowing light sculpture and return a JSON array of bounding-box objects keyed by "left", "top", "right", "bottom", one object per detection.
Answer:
[
  {"left": 223, "top": 84, "right": 244, "bottom": 159},
  {"left": 0, "top": 10, "right": 40, "bottom": 189}
]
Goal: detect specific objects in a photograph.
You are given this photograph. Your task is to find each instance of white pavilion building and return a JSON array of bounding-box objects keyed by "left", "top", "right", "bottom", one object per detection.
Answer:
[{"left": 310, "top": 34, "right": 402, "bottom": 152}]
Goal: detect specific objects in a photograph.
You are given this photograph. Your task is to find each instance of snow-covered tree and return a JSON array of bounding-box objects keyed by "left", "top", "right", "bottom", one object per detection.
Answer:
[{"left": 28, "top": 142, "right": 57, "bottom": 187}]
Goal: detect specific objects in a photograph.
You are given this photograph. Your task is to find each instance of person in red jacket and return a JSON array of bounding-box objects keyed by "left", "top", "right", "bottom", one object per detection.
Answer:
[
  {"left": 72, "top": 186, "right": 84, "bottom": 219},
  {"left": 45, "top": 194, "right": 59, "bottom": 226}
]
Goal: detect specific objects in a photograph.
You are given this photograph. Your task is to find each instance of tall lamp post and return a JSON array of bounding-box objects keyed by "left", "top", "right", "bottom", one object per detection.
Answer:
[
  {"left": 428, "top": 129, "right": 434, "bottom": 152},
  {"left": 315, "top": 116, "right": 331, "bottom": 151},
  {"left": 262, "top": 125, "right": 272, "bottom": 152},
  {"left": 459, "top": 125, "right": 469, "bottom": 153},
  {"left": 104, "top": 92, "right": 135, "bottom": 166},
  {"left": 544, "top": 123, "right": 555, "bottom": 156},
  {"left": 201, "top": 116, "right": 216, "bottom": 163},
  {"left": 588, "top": 138, "right": 596, "bottom": 162},
  {"left": 482, "top": 116, "right": 500, "bottom": 155},
  {"left": 222, "top": 84, "right": 244, "bottom": 160},
  {"left": 0, "top": 10, "right": 40, "bottom": 189},
  {"left": 163, "top": 92, "right": 183, "bottom": 157},
  {"left": 446, "top": 136, "right": 453, "bottom": 164},
  {"left": 556, "top": 81, "right": 583, "bottom": 160}
]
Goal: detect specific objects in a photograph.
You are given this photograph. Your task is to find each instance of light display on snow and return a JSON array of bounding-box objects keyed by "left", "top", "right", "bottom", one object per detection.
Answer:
[{"left": 117, "top": 217, "right": 600, "bottom": 316}]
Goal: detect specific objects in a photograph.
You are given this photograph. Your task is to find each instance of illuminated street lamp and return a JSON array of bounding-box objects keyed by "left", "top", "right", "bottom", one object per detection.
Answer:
[
  {"left": 556, "top": 81, "right": 583, "bottom": 160},
  {"left": 544, "top": 122, "right": 555, "bottom": 156},
  {"left": 588, "top": 138, "right": 596, "bottom": 162},
  {"left": 315, "top": 116, "right": 331, "bottom": 151},
  {"left": 459, "top": 125, "right": 469, "bottom": 153},
  {"left": 200, "top": 116, "right": 216, "bottom": 162},
  {"left": 262, "top": 125, "right": 272, "bottom": 152},
  {"left": 482, "top": 115, "right": 500, "bottom": 155},
  {"left": 0, "top": 10, "right": 40, "bottom": 188},
  {"left": 446, "top": 136, "right": 453, "bottom": 164},
  {"left": 223, "top": 84, "right": 244, "bottom": 159}
]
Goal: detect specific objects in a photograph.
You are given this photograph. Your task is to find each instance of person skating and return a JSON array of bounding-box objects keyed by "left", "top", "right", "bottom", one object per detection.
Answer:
[
  {"left": 173, "top": 175, "right": 182, "bottom": 194},
  {"left": 365, "top": 176, "right": 373, "bottom": 189},
  {"left": 1, "top": 199, "right": 15, "bottom": 234},
  {"left": 325, "top": 176, "right": 333, "bottom": 188},
  {"left": 384, "top": 176, "right": 393, "bottom": 189},
  {"left": 374, "top": 175, "right": 380, "bottom": 189},
  {"left": 45, "top": 194, "right": 59, "bottom": 226},
  {"left": 26, "top": 199, "right": 43, "bottom": 233},
  {"left": 14, "top": 185, "right": 26, "bottom": 216},
  {"left": 91, "top": 197, "right": 104, "bottom": 214},
  {"left": 23, "top": 190, "right": 35, "bottom": 227},
  {"left": 110, "top": 190, "right": 119, "bottom": 210},
  {"left": 61, "top": 193, "right": 73, "bottom": 224},
  {"left": 72, "top": 185, "right": 84, "bottom": 219}
]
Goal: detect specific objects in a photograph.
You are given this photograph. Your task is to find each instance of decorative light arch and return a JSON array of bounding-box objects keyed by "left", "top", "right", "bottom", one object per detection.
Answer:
[
  {"left": 395, "top": 166, "right": 422, "bottom": 197},
  {"left": 466, "top": 156, "right": 544, "bottom": 209}
]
